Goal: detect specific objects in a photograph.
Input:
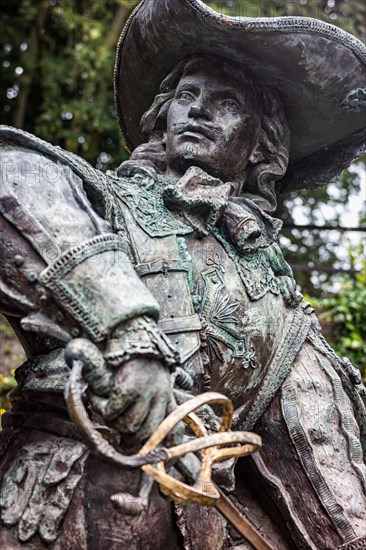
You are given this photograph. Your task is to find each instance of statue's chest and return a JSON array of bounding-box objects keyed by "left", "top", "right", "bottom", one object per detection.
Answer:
[
  {"left": 185, "top": 234, "right": 287, "bottom": 401},
  {"left": 121, "top": 206, "right": 286, "bottom": 404},
  {"left": 186, "top": 234, "right": 258, "bottom": 368}
]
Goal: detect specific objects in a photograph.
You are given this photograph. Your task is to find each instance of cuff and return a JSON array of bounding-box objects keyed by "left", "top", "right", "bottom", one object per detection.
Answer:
[
  {"left": 104, "top": 315, "right": 179, "bottom": 369},
  {"left": 40, "top": 234, "right": 160, "bottom": 342}
]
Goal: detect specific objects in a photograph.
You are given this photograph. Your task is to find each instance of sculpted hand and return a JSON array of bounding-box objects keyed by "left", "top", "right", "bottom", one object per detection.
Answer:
[
  {"left": 65, "top": 324, "right": 177, "bottom": 445},
  {"left": 89, "top": 357, "right": 172, "bottom": 444}
]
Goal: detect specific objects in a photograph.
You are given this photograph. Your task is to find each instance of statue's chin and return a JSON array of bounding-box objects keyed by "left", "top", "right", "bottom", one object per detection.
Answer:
[{"left": 167, "top": 153, "right": 223, "bottom": 181}]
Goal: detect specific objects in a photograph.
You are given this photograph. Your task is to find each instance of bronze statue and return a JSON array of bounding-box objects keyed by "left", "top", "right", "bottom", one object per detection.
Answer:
[{"left": 0, "top": 0, "right": 365, "bottom": 548}]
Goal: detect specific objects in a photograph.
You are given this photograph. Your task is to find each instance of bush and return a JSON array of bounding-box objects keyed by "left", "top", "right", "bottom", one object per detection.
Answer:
[{"left": 307, "top": 250, "right": 366, "bottom": 380}]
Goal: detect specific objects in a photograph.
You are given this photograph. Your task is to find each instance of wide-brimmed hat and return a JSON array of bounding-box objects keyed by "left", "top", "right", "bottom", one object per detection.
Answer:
[{"left": 114, "top": 0, "right": 366, "bottom": 193}]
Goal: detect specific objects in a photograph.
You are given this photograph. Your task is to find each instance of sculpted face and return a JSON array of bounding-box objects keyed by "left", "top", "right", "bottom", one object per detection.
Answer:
[{"left": 165, "top": 66, "right": 261, "bottom": 187}]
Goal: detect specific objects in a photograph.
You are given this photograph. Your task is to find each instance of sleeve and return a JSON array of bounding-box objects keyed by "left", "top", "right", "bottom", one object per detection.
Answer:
[{"left": 0, "top": 130, "right": 177, "bottom": 365}]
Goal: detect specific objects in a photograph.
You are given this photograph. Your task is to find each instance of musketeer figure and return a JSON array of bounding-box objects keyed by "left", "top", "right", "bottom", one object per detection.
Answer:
[{"left": 0, "top": 1, "right": 365, "bottom": 548}]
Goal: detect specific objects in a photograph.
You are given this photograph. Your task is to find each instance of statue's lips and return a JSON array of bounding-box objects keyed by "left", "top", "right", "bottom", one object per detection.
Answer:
[{"left": 175, "top": 124, "right": 215, "bottom": 141}]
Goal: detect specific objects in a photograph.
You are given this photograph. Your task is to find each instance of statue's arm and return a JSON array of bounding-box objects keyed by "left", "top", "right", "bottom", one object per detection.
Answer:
[{"left": 0, "top": 138, "right": 176, "bottom": 440}]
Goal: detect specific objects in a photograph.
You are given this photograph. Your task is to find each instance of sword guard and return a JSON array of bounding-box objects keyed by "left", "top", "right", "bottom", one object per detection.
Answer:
[
  {"left": 65, "top": 339, "right": 261, "bottom": 507},
  {"left": 139, "top": 392, "right": 261, "bottom": 505}
]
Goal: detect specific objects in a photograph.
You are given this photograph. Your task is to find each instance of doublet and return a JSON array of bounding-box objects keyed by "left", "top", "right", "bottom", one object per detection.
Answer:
[{"left": 109, "top": 168, "right": 310, "bottom": 429}]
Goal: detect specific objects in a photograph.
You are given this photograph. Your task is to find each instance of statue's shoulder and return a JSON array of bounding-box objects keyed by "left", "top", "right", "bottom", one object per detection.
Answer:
[
  {"left": 1, "top": 125, "right": 109, "bottom": 198},
  {"left": 0, "top": 125, "right": 118, "bottom": 222},
  {"left": 0, "top": 126, "right": 98, "bottom": 177}
]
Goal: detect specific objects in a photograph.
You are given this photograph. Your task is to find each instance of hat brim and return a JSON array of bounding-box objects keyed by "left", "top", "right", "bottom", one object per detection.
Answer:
[{"left": 114, "top": 0, "right": 366, "bottom": 192}]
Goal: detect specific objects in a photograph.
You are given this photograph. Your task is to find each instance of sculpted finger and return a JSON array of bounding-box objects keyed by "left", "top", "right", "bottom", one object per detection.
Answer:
[
  {"left": 39, "top": 451, "right": 88, "bottom": 544},
  {"left": 0, "top": 452, "right": 33, "bottom": 525},
  {"left": 1, "top": 440, "right": 58, "bottom": 541},
  {"left": 113, "top": 395, "right": 152, "bottom": 434},
  {"left": 104, "top": 388, "right": 137, "bottom": 421},
  {"left": 18, "top": 470, "right": 49, "bottom": 542},
  {"left": 134, "top": 393, "right": 170, "bottom": 443},
  {"left": 90, "top": 388, "right": 136, "bottom": 422},
  {"left": 43, "top": 440, "right": 86, "bottom": 485},
  {"left": 88, "top": 393, "right": 109, "bottom": 418}
]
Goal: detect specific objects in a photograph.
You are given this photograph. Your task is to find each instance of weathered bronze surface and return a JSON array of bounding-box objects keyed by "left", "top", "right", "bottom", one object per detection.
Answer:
[{"left": 0, "top": 0, "right": 366, "bottom": 548}]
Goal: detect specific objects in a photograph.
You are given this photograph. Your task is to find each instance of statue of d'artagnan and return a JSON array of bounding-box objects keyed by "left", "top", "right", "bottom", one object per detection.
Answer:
[{"left": 0, "top": 1, "right": 366, "bottom": 548}]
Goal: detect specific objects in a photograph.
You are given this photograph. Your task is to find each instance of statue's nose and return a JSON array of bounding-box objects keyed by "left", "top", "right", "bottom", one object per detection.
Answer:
[{"left": 188, "top": 99, "right": 213, "bottom": 120}]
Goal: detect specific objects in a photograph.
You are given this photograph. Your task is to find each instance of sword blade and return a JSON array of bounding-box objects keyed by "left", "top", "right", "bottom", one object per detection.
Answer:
[{"left": 216, "top": 489, "right": 275, "bottom": 550}]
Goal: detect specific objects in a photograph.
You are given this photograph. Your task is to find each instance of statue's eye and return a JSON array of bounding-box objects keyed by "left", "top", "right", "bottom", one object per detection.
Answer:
[
  {"left": 177, "top": 91, "right": 194, "bottom": 101},
  {"left": 221, "top": 99, "right": 239, "bottom": 112}
]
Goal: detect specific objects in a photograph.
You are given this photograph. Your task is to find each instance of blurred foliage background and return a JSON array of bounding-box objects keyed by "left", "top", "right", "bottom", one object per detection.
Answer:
[{"left": 0, "top": 0, "right": 365, "bottom": 403}]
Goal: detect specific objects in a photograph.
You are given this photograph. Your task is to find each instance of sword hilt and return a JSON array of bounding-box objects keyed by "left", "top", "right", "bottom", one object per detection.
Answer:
[
  {"left": 64, "top": 338, "right": 261, "bottom": 506},
  {"left": 139, "top": 392, "right": 261, "bottom": 505}
]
